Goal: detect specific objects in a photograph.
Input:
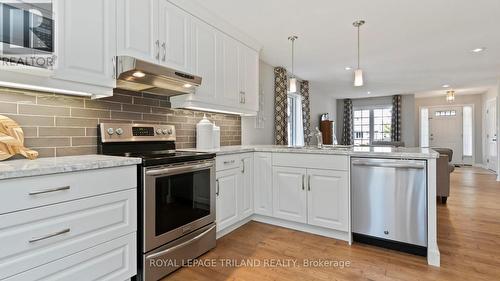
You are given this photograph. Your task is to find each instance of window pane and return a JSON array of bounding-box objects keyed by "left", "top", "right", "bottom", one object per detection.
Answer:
[
  {"left": 463, "top": 106, "right": 472, "bottom": 156},
  {"left": 354, "top": 110, "right": 362, "bottom": 117},
  {"left": 374, "top": 109, "right": 383, "bottom": 117}
]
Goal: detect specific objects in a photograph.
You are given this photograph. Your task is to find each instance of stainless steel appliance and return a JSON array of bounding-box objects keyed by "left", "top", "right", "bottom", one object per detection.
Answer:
[
  {"left": 351, "top": 158, "right": 427, "bottom": 256},
  {"left": 115, "top": 56, "right": 202, "bottom": 97},
  {"left": 98, "top": 123, "right": 216, "bottom": 281}
]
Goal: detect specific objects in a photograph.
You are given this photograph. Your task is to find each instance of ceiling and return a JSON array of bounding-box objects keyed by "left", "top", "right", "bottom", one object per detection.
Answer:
[{"left": 194, "top": 0, "right": 500, "bottom": 98}]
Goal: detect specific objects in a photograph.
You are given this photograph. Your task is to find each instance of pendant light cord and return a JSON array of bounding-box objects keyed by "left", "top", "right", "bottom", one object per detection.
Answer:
[
  {"left": 357, "top": 26, "right": 360, "bottom": 69},
  {"left": 291, "top": 38, "right": 295, "bottom": 76}
]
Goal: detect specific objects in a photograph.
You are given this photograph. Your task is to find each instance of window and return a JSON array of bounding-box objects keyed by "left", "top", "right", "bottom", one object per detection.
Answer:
[
  {"left": 463, "top": 106, "right": 473, "bottom": 156},
  {"left": 287, "top": 93, "right": 304, "bottom": 146},
  {"left": 353, "top": 107, "right": 392, "bottom": 145},
  {"left": 435, "top": 110, "right": 456, "bottom": 117}
]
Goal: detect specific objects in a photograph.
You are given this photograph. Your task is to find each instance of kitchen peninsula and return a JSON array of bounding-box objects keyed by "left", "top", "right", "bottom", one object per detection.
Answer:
[{"left": 181, "top": 145, "right": 440, "bottom": 267}]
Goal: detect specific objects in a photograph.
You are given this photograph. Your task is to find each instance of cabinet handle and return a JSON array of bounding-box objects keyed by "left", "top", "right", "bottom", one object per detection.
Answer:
[
  {"left": 29, "top": 185, "right": 70, "bottom": 196},
  {"left": 308, "top": 175, "right": 311, "bottom": 191},
  {"left": 302, "top": 174, "right": 305, "bottom": 190},
  {"left": 223, "top": 160, "right": 235, "bottom": 165},
  {"left": 29, "top": 228, "right": 70, "bottom": 243},
  {"left": 111, "top": 57, "right": 116, "bottom": 79},
  {"left": 161, "top": 42, "right": 166, "bottom": 61},
  {"left": 216, "top": 179, "right": 220, "bottom": 196},
  {"left": 155, "top": 40, "right": 160, "bottom": 60},
  {"left": 241, "top": 159, "right": 245, "bottom": 173}
]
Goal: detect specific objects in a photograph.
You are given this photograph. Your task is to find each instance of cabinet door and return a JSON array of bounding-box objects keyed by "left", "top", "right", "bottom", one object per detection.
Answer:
[
  {"left": 272, "top": 166, "right": 307, "bottom": 223},
  {"left": 216, "top": 169, "right": 239, "bottom": 231},
  {"left": 158, "top": 0, "right": 191, "bottom": 72},
  {"left": 254, "top": 152, "right": 273, "bottom": 216},
  {"left": 117, "top": 0, "right": 158, "bottom": 63},
  {"left": 54, "top": 0, "right": 116, "bottom": 87},
  {"left": 239, "top": 154, "right": 254, "bottom": 219},
  {"left": 240, "top": 46, "right": 259, "bottom": 111},
  {"left": 307, "top": 169, "right": 349, "bottom": 231},
  {"left": 191, "top": 17, "right": 217, "bottom": 101},
  {"left": 219, "top": 34, "right": 240, "bottom": 107}
]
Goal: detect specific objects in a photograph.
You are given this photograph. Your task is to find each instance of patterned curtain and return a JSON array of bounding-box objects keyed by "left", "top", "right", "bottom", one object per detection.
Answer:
[
  {"left": 391, "top": 95, "right": 402, "bottom": 142},
  {"left": 274, "top": 67, "right": 288, "bottom": 145},
  {"left": 300, "top": 81, "right": 311, "bottom": 144},
  {"left": 341, "top": 99, "right": 353, "bottom": 145}
]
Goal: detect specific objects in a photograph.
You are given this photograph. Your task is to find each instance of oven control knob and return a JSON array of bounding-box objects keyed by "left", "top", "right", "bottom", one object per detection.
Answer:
[
  {"left": 167, "top": 129, "right": 173, "bottom": 135},
  {"left": 162, "top": 129, "right": 169, "bottom": 135},
  {"left": 156, "top": 129, "right": 162, "bottom": 135},
  {"left": 115, "top": 128, "right": 124, "bottom": 135},
  {"left": 107, "top": 128, "right": 114, "bottom": 135}
]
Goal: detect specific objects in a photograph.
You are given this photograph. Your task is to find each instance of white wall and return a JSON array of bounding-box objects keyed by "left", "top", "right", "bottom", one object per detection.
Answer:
[
  {"left": 242, "top": 61, "right": 337, "bottom": 145},
  {"left": 481, "top": 87, "right": 497, "bottom": 168}
]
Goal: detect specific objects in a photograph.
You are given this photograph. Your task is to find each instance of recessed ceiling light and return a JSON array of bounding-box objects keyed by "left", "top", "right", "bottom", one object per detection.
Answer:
[
  {"left": 132, "top": 71, "right": 146, "bottom": 78},
  {"left": 367, "top": 91, "right": 371, "bottom": 94},
  {"left": 442, "top": 84, "right": 450, "bottom": 88},
  {"left": 471, "top": 47, "right": 486, "bottom": 53},
  {"left": 345, "top": 67, "right": 352, "bottom": 71},
  {"left": 183, "top": 83, "right": 193, "bottom": 88}
]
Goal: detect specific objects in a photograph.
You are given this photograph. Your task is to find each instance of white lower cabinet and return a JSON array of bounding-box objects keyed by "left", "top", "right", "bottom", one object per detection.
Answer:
[
  {"left": 0, "top": 165, "right": 138, "bottom": 281},
  {"left": 272, "top": 167, "right": 307, "bottom": 223},
  {"left": 307, "top": 169, "right": 349, "bottom": 231},
  {"left": 253, "top": 152, "right": 273, "bottom": 216},
  {"left": 216, "top": 168, "right": 239, "bottom": 231},
  {"left": 239, "top": 153, "right": 254, "bottom": 219}
]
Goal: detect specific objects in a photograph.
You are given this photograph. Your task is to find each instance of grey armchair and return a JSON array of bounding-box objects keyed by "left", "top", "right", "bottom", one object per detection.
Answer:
[{"left": 432, "top": 148, "right": 455, "bottom": 204}]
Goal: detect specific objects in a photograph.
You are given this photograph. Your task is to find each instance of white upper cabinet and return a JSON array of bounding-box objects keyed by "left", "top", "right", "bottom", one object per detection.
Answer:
[
  {"left": 54, "top": 0, "right": 117, "bottom": 88},
  {"left": 117, "top": 0, "right": 159, "bottom": 63},
  {"left": 220, "top": 33, "right": 240, "bottom": 107},
  {"left": 272, "top": 166, "right": 307, "bottom": 223},
  {"left": 307, "top": 169, "right": 349, "bottom": 231},
  {"left": 158, "top": 0, "right": 191, "bottom": 72},
  {"left": 239, "top": 46, "right": 259, "bottom": 112},
  {"left": 190, "top": 17, "right": 217, "bottom": 102}
]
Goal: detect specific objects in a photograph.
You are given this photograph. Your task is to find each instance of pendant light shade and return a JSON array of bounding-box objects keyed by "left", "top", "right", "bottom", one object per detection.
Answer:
[
  {"left": 288, "top": 35, "right": 298, "bottom": 93},
  {"left": 289, "top": 77, "right": 297, "bottom": 93},
  {"left": 353, "top": 20, "right": 365, "bottom": 87},
  {"left": 446, "top": 90, "right": 455, "bottom": 102},
  {"left": 354, "top": 69, "right": 364, "bottom": 87}
]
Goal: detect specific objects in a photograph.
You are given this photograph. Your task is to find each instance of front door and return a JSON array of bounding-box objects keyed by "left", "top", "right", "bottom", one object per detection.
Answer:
[
  {"left": 486, "top": 99, "right": 498, "bottom": 172},
  {"left": 429, "top": 106, "right": 463, "bottom": 165}
]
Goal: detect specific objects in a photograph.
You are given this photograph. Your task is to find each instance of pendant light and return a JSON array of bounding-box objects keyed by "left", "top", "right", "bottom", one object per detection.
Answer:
[
  {"left": 446, "top": 90, "right": 456, "bottom": 102},
  {"left": 353, "top": 20, "right": 365, "bottom": 87},
  {"left": 288, "top": 35, "right": 298, "bottom": 93}
]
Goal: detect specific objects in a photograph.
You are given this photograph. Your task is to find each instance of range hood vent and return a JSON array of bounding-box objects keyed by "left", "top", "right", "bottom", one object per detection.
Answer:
[{"left": 115, "top": 56, "right": 202, "bottom": 97}]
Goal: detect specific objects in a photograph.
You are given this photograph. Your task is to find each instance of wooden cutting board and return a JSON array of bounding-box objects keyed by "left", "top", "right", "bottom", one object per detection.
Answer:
[{"left": 0, "top": 115, "right": 38, "bottom": 161}]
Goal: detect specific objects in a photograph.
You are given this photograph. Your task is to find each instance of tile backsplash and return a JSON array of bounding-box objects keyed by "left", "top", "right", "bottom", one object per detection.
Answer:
[{"left": 0, "top": 87, "right": 241, "bottom": 158}]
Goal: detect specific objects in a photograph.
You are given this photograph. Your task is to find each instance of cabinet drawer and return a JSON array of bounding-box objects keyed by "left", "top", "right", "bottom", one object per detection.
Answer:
[
  {"left": 5, "top": 233, "right": 137, "bottom": 281},
  {"left": 0, "top": 165, "right": 137, "bottom": 214},
  {"left": 216, "top": 154, "right": 241, "bottom": 171},
  {"left": 0, "top": 189, "right": 137, "bottom": 280},
  {"left": 272, "top": 153, "right": 349, "bottom": 171}
]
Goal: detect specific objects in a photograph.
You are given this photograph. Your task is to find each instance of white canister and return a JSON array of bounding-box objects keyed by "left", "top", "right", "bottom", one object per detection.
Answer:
[
  {"left": 196, "top": 114, "right": 214, "bottom": 149},
  {"left": 213, "top": 123, "right": 220, "bottom": 149}
]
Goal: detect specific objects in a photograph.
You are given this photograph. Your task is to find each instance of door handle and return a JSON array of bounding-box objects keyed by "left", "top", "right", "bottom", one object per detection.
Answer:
[
  {"left": 161, "top": 42, "right": 166, "bottom": 61},
  {"left": 29, "top": 185, "right": 70, "bottom": 196},
  {"left": 29, "top": 228, "right": 70, "bottom": 243},
  {"left": 155, "top": 40, "right": 160, "bottom": 60},
  {"left": 216, "top": 179, "right": 220, "bottom": 196}
]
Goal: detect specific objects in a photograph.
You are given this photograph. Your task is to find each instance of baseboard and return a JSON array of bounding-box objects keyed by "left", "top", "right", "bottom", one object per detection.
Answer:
[
  {"left": 252, "top": 215, "right": 350, "bottom": 242},
  {"left": 216, "top": 216, "right": 253, "bottom": 239},
  {"left": 472, "top": 163, "right": 487, "bottom": 169}
]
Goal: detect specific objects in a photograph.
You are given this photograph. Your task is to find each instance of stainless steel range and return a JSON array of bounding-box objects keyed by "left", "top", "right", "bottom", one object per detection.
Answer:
[{"left": 98, "top": 123, "right": 216, "bottom": 281}]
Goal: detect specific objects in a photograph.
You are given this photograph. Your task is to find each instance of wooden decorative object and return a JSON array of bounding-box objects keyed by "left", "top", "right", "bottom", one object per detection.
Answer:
[
  {"left": 0, "top": 115, "right": 38, "bottom": 160},
  {"left": 320, "top": 120, "right": 333, "bottom": 145}
]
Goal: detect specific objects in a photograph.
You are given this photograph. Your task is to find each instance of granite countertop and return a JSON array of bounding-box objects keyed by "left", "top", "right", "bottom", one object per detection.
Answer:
[
  {"left": 179, "top": 145, "right": 440, "bottom": 159},
  {"left": 0, "top": 155, "right": 142, "bottom": 180}
]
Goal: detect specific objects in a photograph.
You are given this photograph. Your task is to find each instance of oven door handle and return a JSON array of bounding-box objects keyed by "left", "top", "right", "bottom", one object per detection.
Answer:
[
  {"left": 145, "top": 162, "right": 214, "bottom": 176},
  {"left": 145, "top": 224, "right": 216, "bottom": 260}
]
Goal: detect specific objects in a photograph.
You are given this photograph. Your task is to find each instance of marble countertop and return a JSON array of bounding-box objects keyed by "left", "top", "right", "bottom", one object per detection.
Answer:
[
  {"left": 180, "top": 145, "right": 440, "bottom": 159},
  {"left": 0, "top": 155, "right": 142, "bottom": 180}
]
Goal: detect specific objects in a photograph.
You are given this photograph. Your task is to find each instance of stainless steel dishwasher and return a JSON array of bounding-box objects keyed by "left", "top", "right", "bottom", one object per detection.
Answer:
[{"left": 351, "top": 158, "right": 427, "bottom": 256}]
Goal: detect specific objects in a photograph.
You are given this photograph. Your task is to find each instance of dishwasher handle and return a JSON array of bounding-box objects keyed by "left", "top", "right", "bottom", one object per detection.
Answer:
[{"left": 351, "top": 159, "right": 425, "bottom": 169}]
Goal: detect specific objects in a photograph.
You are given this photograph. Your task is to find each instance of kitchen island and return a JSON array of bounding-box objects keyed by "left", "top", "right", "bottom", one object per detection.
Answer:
[{"left": 181, "top": 145, "right": 440, "bottom": 267}]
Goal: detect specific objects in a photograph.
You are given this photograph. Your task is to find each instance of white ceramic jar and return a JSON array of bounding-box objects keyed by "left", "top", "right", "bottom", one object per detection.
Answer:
[{"left": 196, "top": 114, "right": 214, "bottom": 149}]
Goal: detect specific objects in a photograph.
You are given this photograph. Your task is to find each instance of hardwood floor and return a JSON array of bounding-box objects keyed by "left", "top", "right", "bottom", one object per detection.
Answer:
[{"left": 164, "top": 167, "right": 500, "bottom": 281}]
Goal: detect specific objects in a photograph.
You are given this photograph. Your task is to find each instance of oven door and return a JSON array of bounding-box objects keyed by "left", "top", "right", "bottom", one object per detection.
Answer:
[{"left": 144, "top": 160, "right": 215, "bottom": 252}]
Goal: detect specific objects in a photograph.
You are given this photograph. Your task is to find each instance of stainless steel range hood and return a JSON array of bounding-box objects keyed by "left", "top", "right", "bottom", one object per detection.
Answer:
[{"left": 115, "top": 56, "right": 202, "bottom": 97}]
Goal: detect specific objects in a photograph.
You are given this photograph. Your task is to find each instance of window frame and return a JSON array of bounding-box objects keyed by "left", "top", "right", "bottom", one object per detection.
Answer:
[{"left": 353, "top": 105, "right": 393, "bottom": 145}]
